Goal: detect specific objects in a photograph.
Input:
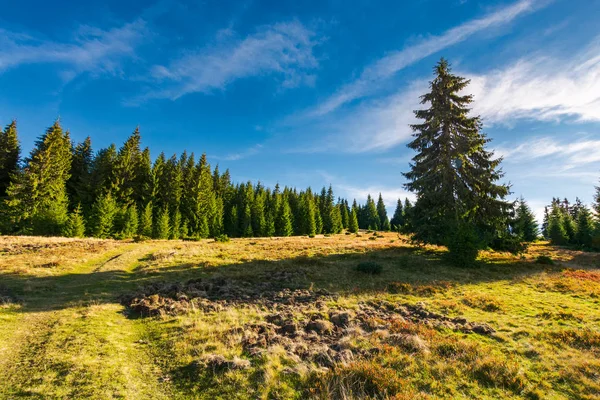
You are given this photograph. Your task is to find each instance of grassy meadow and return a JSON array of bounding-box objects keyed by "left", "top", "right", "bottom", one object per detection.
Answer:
[{"left": 0, "top": 232, "right": 598, "bottom": 399}]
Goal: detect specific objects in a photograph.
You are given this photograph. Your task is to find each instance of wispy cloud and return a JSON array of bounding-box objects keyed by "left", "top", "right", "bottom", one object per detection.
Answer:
[
  {"left": 469, "top": 37, "right": 600, "bottom": 123},
  {"left": 307, "top": 0, "right": 543, "bottom": 117},
  {"left": 497, "top": 136, "right": 600, "bottom": 169},
  {"left": 0, "top": 20, "right": 147, "bottom": 77},
  {"left": 136, "top": 20, "right": 320, "bottom": 102},
  {"left": 214, "top": 144, "right": 264, "bottom": 161}
]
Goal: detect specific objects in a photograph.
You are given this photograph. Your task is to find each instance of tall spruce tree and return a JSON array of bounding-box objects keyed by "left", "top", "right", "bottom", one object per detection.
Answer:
[
  {"left": 574, "top": 205, "right": 593, "bottom": 248},
  {"left": 390, "top": 199, "right": 404, "bottom": 231},
  {"left": 364, "top": 195, "right": 380, "bottom": 230},
  {"left": 348, "top": 203, "right": 359, "bottom": 233},
  {"left": 90, "top": 192, "right": 117, "bottom": 238},
  {"left": 376, "top": 193, "right": 388, "bottom": 231},
  {"left": 513, "top": 197, "right": 539, "bottom": 242},
  {"left": 0, "top": 121, "right": 20, "bottom": 198},
  {"left": 403, "top": 59, "right": 510, "bottom": 253},
  {"left": 67, "top": 137, "right": 92, "bottom": 211},
  {"left": 63, "top": 204, "right": 86, "bottom": 238},
  {"left": 541, "top": 206, "right": 550, "bottom": 239},
  {"left": 112, "top": 128, "right": 142, "bottom": 206},
  {"left": 154, "top": 206, "right": 170, "bottom": 239},
  {"left": 139, "top": 201, "right": 153, "bottom": 237},
  {"left": 276, "top": 196, "right": 293, "bottom": 237},
  {"left": 7, "top": 120, "right": 72, "bottom": 235},
  {"left": 547, "top": 202, "right": 567, "bottom": 245},
  {"left": 88, "top": 144, "right": 117, "bottom": 205}
]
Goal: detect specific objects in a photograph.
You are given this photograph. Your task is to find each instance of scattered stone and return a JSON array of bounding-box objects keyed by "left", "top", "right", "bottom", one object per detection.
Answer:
[
  {"left": 388, "top": 334, "right": 430, "bottom": 354},
  {"left": 329, "top": 311, "right": 353, "bottom": 328},
  {"left": 305, "top": 319, "right": 334, "bottom": 335},
  {"left": 198, "top": 354, "right": 251, "bottom": 373},
  {"left": 468, "top": 323, "right": 496, "bottom": 335}
]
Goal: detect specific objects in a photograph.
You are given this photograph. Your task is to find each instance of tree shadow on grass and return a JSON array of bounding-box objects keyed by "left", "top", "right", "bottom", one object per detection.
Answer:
[{"left": 1, "top": 242, "right": 589, "bottom": 315}]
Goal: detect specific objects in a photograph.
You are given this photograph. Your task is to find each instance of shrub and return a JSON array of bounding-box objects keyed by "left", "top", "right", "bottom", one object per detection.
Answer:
[
  {"left": 491, "top": 234, "right": 527, "bottom": 254},
  {"left": 356, "top": 261, "right": 383, "bottom": 275},
  {"left": 214, "top": 234, "right": 230, "bottom": 243},
  {"left": 308, "top": 234, "right": 316, "bottom": 238},
  {"left": 446, "top": 223, "right": 481, "bottom": 266},
  {"left": 368, "top": 236, "right": 377, "bottom": 241},
  {"left": 535, "top": 255, "right": 554, "bottom": 265}
]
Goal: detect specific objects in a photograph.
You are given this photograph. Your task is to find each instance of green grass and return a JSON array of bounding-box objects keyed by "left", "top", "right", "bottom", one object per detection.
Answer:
[{"left": 0, "top": 234, "right": 598, "bottom": 399}]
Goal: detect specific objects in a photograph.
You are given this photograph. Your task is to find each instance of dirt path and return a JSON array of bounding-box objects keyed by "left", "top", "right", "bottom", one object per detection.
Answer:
[{"left": 0, "top": 245, "right": 177, "bottom": 399}]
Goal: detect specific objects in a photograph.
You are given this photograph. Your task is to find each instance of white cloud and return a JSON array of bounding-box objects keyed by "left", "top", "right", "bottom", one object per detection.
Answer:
[
  {"left": 0, "top": 20, "right": 147, "bottom": 77},
  {"left": 497, "top": 136, "right": 600, "bottom": 168},
  {"left": 307, "top": 0, "right": 543, "bottom": 117},
  {"left": 469, "top": 39, "right": 600, "bottom": 123},
  {"left": 282, "top": 81, "right": 425, "bottom": 154},
  {"left": 138, "top": 20, "right": 319, "bottom": 101}
]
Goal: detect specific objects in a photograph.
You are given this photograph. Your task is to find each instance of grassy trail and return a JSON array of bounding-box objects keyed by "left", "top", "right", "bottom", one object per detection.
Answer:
[{"left": 0, "top": 244, "right": 177, "bottom": 399}]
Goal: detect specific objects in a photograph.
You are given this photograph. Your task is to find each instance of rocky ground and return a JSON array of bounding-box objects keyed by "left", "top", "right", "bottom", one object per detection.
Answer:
[{"left": 123, "top": 273, "right": 496, "bottom": 373}]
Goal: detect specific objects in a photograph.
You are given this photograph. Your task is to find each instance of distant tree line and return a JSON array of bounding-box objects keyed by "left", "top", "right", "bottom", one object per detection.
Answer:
[
  {"left": 541, "top": 197, "right": 599, "bottom": 249},
  {"left": 0, "top": 120, "right": 412, "bottom": 239}
]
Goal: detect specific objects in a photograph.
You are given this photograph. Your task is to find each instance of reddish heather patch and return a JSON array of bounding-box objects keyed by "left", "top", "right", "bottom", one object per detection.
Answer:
[{"left": 564, "top": 269, "right": 600, "bottom": 282}]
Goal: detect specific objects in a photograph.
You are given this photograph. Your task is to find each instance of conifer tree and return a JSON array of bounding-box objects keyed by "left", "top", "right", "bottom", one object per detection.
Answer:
[
  {"left": 512, "top": 197, "right": 539, "bottom": 242},
  {"left": 241, "top": 203, "right": 253, "bottom": 237},
  {"left": 574, "top": 205, "right": 593, "bottom": 248},
  {"left": 139, "top": 201, "right": 153, "bottom": 237},
  {"left": 198, "top": 215, "right": 210, "bottom": 238},
  {"left": 90, "top": 192, "right": 117, "bottom": 238},
  {"left": 154, "top": 206, "right": 170, "bottom": 239},
  {"left": 390, "top": 199, "right": 404, "bottom": 231},
  {"left": 211, "top": 197, "right": 224, "bottom": 237},
  {"left": 115, "top": 205, "right": 138, "bottom": 239},
  {"left": 136, "top": 147, "right": 153, "bottom": 207},
  {"left": 594, "top": 182, "right": 600, "bottom": 226},
  {"left": 339, "top": 199, "right": 349, "bottom": 230},
  {"left": 276, "top": 196, "right": 293, "bottom": 236},
  {"left": 541, "top": 206, "right": 550, "bottom": 239},
  {"left": 226, "top": 205, "right": 238, "bottom": 237},
  {"left": 0, "top": 121, "right": 20, "bottom": 197},
  {"left": 314, "top": 210, "right": 323, "bottom": 234},
  {"left": 364, "top": 195, "right": 380, "bottom": 230},
  {"left": 331, "top": 203, "right": 343, "bottom": 234},
  {"left": 67, "top": 137, "right": 92, "bottom": 211},
  {"left": 170, "top": 208, "right": 181, "bottom": 239},
  {"left": 547, "top": 203, "right": 567, "bottom": 245},
  {"left": 382, "top": 217, "right": 391, "bottom": 231},
  {"left": 403, "top": 198, "right": 414, "bottom": 233},
  {"left": 376, "top": 193, "right": 388, "bottom": 231},
  {"left": 251, "top": 191, "right": 266, "bottom": 237},
  {"left": 348, "top": 203, "right": 359, "bottom": 233},
  {"left": 88, "top": 144, "right": 117, "bottom": 208},
  {"left": 298, "top": 191, "right": 317, "bottom": 235},
  {"left": 63, "top": 204, "right": 86, "bottom": 238},
  {"left": 112, "top": 128, "right": 142, "bottom": 206},
  {"left": 7, "top": 120, "right": 72, "bottom": 235},
  {"left": 403, "top": 59, "right": 510, "bottom": 253},
  {"left": 562, "top": 212, "right": 577, "bottom": 244}
]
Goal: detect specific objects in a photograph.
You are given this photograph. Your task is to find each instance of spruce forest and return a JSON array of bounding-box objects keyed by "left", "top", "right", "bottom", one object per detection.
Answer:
[{"left": 0, "top": 120, "right": 397, "bottom": 241}]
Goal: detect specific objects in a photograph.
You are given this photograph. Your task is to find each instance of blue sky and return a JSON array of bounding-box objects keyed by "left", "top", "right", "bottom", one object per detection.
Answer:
[{"left": 1, "top": 0, "right": 599, "bottom": 219}]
